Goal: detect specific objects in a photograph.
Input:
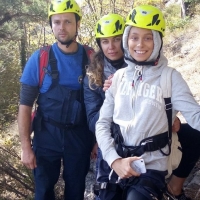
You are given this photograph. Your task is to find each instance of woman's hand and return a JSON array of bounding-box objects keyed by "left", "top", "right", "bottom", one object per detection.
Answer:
[
  {"left": 90, "top": 142, "right": 98, "bottom": 160},
  {"left": 111, "top": 157, "right": 141, "bottom": 179},
  {"left": 103, "top": 74, "right": 114, "bottom": 92},
  {"left": 172, "top": 116, "right": 181, "bottom": 132}
]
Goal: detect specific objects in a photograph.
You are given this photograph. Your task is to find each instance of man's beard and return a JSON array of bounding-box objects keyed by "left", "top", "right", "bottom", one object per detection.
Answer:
[{"left": 57, "top": 37, "right": 73, "bottom": 45}]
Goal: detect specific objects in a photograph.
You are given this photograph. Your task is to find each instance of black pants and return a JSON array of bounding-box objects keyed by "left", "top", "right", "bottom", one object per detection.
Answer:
[
  {"left": 173, "top": 123, "right": 200, "bottom": 178},
  {"left": 98, "top": 170, "right": 166, "bottom": 200}
]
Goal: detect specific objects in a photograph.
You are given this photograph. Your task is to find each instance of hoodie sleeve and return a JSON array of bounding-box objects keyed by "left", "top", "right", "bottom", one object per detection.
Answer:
[
  {"left": 171, "top": 69, "right": 200, "bottom": 131},
  {"left": 83, "top": 75, "right": 104, "bottom": 134},
  {"left": 95, "top": 75, "right": 121, "bottom": 167}
]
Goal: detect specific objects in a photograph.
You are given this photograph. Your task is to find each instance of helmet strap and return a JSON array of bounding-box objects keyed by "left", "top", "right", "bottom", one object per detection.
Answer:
[
  {"left": 105, "top": 56, "right": 125, "bottom": 70},
  {"left": 96, "top": 39, "right": 101, "bottom": 50}
]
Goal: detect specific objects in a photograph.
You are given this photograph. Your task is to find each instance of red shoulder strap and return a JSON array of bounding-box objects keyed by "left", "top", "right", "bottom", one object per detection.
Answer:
[
  {"left": 82, "top": 44, "right": 95, "bottom": 63},
  {"left": 39, "top": 45, "right": 51, "bottom": 87}
]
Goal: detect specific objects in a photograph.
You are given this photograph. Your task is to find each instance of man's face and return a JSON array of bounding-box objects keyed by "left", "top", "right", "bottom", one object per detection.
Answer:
[{"left": 51, "top": 12, "right": 80, "bottom": 45}]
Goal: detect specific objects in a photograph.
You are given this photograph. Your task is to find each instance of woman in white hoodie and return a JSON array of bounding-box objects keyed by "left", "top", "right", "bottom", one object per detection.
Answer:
[{"left": 96, "top": 5, "right": 200, "bottom": 200}]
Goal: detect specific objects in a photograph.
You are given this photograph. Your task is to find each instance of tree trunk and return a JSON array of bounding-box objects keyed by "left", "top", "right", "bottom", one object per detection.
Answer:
[
  {"left": 180, "top": 0, "right": 186, "bottom": 18},
  {"left": 20, "top": 22, "right": 27, "bottom": 71}
]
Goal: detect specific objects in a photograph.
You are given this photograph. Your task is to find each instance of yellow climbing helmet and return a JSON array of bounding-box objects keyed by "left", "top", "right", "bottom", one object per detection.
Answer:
[
  {"left": 48, "top": 0, "right": 82, "bottom": 19},
  {"left": 95, "top": 13, "right": 125, "bottom": 38},
  {"left": 126, "top": 5, "right": 166, "bottom": 37}
]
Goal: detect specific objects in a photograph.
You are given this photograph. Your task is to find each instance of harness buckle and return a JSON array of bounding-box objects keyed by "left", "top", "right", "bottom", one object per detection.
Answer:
[
  {"left": 141, "top": 139, "right": 153, "bottom": 145},
  {"left": 165, "top": 102, "right": 172, "bottom": 110},
  {"left": 100, "top": 182, "right": 108, "bottom": 189},
  {"left": 93, "top": 182, "right": 108, "bottom": 191}
]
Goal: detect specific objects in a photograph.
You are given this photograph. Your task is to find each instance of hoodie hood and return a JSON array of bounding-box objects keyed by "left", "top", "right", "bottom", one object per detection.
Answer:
[
  {"left": 123, "top": 25, "right": 168, "bottom": 69},
  {"left": 123, "top": 26, "right": 168, "bottom": 79}
]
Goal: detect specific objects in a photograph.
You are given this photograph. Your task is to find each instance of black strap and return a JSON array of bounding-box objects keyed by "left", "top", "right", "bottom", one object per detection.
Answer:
[
  {"left": 79, "top": 46, "right": 89, "bottom": 107},
  {"left": 162, "top": 97, "right": 172, "bottom": 156},
  {"left": 93, "top": 182, "right": 121, "bottom": 192},
  {"left": 82, "top": 46, "right": 88, "bottom": 77},
  {"left": 43, "top": 116, "right": 75, "bottom": 129},
  {"left": 48, "top": 47, "right": 59, "bottom": 87},
  {"left": 112, "top": 122, "right": 170, "bottom": 158}
]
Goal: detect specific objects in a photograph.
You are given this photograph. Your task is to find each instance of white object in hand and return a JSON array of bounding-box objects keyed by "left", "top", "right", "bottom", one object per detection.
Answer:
[{"left": 131, "top": 159, "right": 146, "bottom": 174}]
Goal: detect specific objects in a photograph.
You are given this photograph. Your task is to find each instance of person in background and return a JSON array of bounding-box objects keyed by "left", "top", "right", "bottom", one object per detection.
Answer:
[
  {"left": 17, "top": 0, "right": 94, "bottom": 199},
  {"left": 95, "top": 5, "right": 200, "bottom": 200}
]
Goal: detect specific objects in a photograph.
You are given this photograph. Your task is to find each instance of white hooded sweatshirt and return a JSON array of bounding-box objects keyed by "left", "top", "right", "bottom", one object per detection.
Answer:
[{"left": 96, "top": 26, "right": 200, "bottom": 171}]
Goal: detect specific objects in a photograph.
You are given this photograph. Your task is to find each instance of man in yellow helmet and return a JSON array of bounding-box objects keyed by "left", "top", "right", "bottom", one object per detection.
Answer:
[
  {"left": 48, "top": 0, "right": 82, "bottom": 48},
  {"left": 18, "top": 0, "right": 94, "bottom": 199}
]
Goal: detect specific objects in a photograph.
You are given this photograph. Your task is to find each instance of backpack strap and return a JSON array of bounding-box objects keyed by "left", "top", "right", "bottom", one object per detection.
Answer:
[
  {"left": 39, "top": 45, "right": 51, "bottom": 87},
  {"left": 39, "top": 44, "right": 94, "bottom": 90},
  {"left": 160, "top": 67, "right": 173, "bottom": 99},
  {"left": 83, "top": 44, "right": 95, "bottom": 64},
  {"left": 160, "top": 67, "right": 174, "bottom": 153},
  {"left": 80, "top": 44, "right": 95, "bottom": 102},
  {"left": 80, "top": 44, "right": 95, "bottom": 81},
  {"left": 38, "top": 45, "right": 58, "bottom": 88},
  {"left": 48, "top": 47, "right": 59, "bottom": 87}
]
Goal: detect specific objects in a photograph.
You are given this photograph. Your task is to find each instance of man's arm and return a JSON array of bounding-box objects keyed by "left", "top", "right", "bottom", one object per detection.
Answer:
[
  {"left": 18, "top": 84, "right": 38, "bottom": 169},
  {"left": 18, "top": 105, "right": 37, "bottom": 169}
]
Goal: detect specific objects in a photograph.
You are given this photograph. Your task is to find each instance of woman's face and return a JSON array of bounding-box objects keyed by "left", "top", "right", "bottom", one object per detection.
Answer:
[
  {"left": 128, "top": 27, "right": 154, "bottom": 62},
  {"left": 100, "top": 35, "right": 124, "bottom": 61}
]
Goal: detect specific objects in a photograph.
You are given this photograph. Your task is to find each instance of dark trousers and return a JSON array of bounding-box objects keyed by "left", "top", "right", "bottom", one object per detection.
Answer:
[
  {"left": 98, "top": 170, "right": 166, "bottom": 200},
  {"left": 173, "top": 123, "right": 200, "bottom": 178},
  {"left": 99, "top": 189, "right": 152, "bottom": 200},
  {"left": 33, "top": 147, "right": 90, "bottom": 200},
  {"left": 99, "top": 187, "right": 123, "bottom": 200}
]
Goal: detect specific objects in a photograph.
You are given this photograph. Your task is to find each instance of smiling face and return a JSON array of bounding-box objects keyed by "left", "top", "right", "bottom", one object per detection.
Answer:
[
  {"left": 128, "top": 26, "right": 154, "bottom": 62},
  {"left": 51, "top": 12, "right": 80, "bottom": 46},
  {"left": 100, "top": 35, "right": 124, "bottom": 61}
]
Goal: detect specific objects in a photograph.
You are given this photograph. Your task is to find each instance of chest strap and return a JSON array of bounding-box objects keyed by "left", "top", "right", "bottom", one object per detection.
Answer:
[{"left": 43, "top": 116, "right": 76, "bottom": 129}]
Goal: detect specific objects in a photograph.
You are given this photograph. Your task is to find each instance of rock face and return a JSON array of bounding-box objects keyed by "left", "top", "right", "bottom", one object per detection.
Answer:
[
  {"left": 165, "top": 0, "right": 180, "bottom": 6},
  {"left": 184, "top": 159, "right": 200, "bottom": 199}
]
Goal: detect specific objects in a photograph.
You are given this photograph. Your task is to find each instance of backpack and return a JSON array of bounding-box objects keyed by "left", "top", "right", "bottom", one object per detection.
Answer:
[
  {"left": 31, "top": 44, "right": 95, "bottom": 132},
  {"left": 111, "top": 67, "right": 182, "bottom": 178},
  {"left": 38, "top": 44, "right": 95, "bottom": 87}
]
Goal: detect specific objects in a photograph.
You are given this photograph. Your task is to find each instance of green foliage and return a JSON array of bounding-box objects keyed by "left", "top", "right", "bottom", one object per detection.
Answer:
[
  {"left": 0, "top": 41, "right": 21, "bottom": 130},
  {"left": 167, "top": 17, "right": 190, "bottom": 31},
  {"left": 164, "top": 4, "right": 190, "bottom": 31},
  {"left": 0, "top": 0, "right": 54, "bottom": 129},
  {"left": 133, "top": 0, "right": 163, "bottom": 7},
  {"left": 79, "top": 0, "right": 134, "bottom": 47}
]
